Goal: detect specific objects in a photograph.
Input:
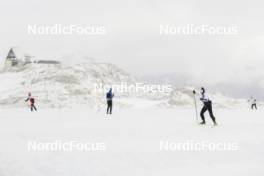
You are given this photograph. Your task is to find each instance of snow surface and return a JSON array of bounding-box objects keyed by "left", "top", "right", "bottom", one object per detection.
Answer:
[
  {"left": 0, "top": 57, "right": 263, "bottom": 175},
  {"left": 0, "top": 107, "right": 263, "bottom": 176}
]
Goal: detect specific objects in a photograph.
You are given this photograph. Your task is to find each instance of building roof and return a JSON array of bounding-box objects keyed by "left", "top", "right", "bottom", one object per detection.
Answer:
[{"left": 6, "top": 48, "right": 16, "bottom": 59}]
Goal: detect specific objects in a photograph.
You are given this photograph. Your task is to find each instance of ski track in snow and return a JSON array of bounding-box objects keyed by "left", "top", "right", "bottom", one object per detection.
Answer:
[{"left": 0, "top": 107, "right": 263, "bottom": 176}]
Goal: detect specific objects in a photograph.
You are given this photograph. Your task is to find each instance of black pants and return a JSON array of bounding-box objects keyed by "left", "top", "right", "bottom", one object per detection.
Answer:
[
  {"left": 251, "top": 104, "right": 257, "bottom": 110},
  {"left": 200, "top": 101, "right": 216, "bottom": 123},
  {"left": 107, "top": 100, "right": 112, "bottom": 114},
  {"left": 31, "top": 104, "right": 37, "bottom": 111}
]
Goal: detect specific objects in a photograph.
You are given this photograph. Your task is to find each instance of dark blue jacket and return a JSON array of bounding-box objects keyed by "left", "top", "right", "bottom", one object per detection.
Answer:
[{"left": 106, "top": 90, "right": 114, "bottom": 101}]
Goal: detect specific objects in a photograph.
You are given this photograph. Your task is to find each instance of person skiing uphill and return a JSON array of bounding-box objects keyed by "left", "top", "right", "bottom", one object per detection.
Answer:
[
  {"left": 25, "top": 92, "right": 37, "bottom": 112},
  {"left": 198, "top": 87, "right": 217, "bottom": 125},
  {"left": 106, "top": 88, "right": 114, "bottom": 114}
]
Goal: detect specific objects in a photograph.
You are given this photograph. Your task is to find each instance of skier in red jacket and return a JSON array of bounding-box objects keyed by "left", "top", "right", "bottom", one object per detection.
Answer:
[{"left": 25, "top": 92, "right": 37, "bottom": 112}]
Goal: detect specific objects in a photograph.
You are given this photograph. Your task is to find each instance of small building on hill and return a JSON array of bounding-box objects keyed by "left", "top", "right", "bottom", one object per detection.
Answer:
[
  {"left": 5, "top": 47, "right": 60, "bottom": 67},
  {"left": 5, "top": 47, "right": 33, "bottom": 66}
]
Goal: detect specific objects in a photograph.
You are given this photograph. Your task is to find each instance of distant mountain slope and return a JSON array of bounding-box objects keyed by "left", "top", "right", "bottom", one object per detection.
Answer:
[
  {"left": 0, "top": 55, "right": 251, "bottom": 109},
  {"left": 162, "top": 87, "right": 249, "bottom": 109},
  {"left": 0, "top": 58, "right": 137, "bottom": 108}
]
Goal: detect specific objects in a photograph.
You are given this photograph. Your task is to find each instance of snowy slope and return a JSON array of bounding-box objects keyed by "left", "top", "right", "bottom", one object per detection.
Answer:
[
  {"left": 0, "top": 58, "right": 136, "bottom": 108},
  {"left": 163, "top": 87, "right": 249, "bottom": 109},
  {"left": 0, "top": 56, "right": 263, "bottom": 176},
  {"left": 0, "top": 56, "right": 253, "bottom": 109}
]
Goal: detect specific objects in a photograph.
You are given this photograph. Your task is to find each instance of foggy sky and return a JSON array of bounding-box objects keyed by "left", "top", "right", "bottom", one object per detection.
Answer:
[{"left": 0, "top": 0, "right": 264, "bottom": 98}]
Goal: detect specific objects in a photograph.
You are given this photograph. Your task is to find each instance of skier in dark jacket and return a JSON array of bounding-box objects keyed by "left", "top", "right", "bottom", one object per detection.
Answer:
[
  {"left": 199, "top": 87, "right": 217, "bottom": 125},
  {"left": 25, "top": 92, "right": 37, "bottom": 112},
  {"left": 106, "top": 88, "right": 114, "bottom": 114}
]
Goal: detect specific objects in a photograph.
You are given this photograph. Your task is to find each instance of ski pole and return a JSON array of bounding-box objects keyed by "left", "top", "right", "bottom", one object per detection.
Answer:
[{"left": 192, "top": 90, "right": 198, "bottom": 123}]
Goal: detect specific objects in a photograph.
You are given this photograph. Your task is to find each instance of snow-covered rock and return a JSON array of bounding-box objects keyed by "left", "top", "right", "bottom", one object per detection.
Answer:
[
  {"left": 0, "top": 55, "right": 252, "bottom": 109},
  {"left": 161, "top": 87, "right": 249, "bottom": 109},
  {"left": 0, "top": 57, "right": 137, "bottom": 108}
]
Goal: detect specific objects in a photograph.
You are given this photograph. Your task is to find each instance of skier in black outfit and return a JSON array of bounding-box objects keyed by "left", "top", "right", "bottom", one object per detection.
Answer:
[
  {"left": 106, "top": 88, "right": 114, "bottom": 114},
  {"left": 25, "top": 92, "right": 37, "bottom": 112},
  {"left": 198, "top": 87, "right": 217, "bottom": 125}
]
